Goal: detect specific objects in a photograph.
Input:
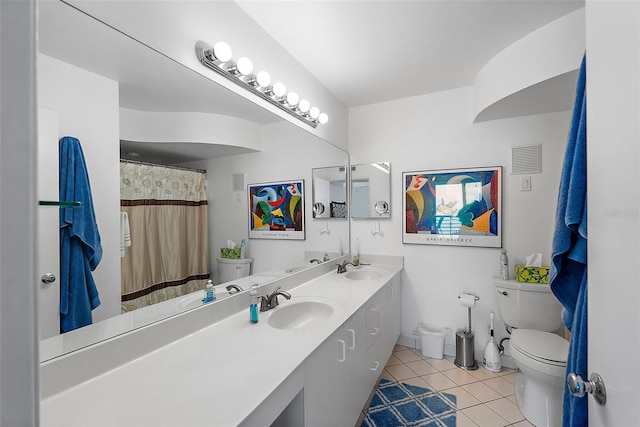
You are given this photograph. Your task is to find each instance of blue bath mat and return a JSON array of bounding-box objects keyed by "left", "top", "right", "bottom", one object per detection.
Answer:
[{"left": 361, "top": 378, "right": 456, "bottom": 427}]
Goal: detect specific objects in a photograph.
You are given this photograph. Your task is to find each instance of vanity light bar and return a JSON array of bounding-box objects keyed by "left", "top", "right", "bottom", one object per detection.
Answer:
[{"left": 195, "top": 41, "right": 328, "bottom": 128}]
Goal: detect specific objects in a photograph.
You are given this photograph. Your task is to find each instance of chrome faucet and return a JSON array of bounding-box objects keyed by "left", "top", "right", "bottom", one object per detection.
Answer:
[
  {"left": 309, "top": 258, "right": 322, "bottom": 264},
  {"left": 337, "top": 260, "right": 358, "bottom": 274},
  {"left": 260, "top": 286, "right": 292, "bottom": 312},
  {"left": 225, "top": 284, "right": 244, "bottom": 294}
]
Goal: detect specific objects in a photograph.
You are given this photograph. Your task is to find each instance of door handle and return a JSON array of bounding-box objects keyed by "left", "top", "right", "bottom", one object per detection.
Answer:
[
  {"left": 567, "top": 372, "right": 607, "bottom": 405},
  {"left": 41, "top": 273, "right": 56, "bottom": 285}
]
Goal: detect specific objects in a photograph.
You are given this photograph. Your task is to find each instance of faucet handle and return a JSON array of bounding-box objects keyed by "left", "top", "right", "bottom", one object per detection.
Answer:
[{"left": 259, "top": 295, "right": 270, "bottom": 312}]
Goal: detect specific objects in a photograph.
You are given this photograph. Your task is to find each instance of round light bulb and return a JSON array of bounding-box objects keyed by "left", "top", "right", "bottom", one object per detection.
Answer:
[
  {"left": 298, "top": 99, "right": 310, "bottom": 113},
  {"left": 309, "top": 107, "right": 320, "bottom": 119},
  {"left": 212, "top": 41, "right": 232, "bottom": 63},
  {"left": 318, "top": 113, "right": 329, "bottom": 124},
  {"left": 255, "top": 70, "right": 271, "bottom": 88},
  {"left": 235, "top": 57, "right": 253, "bottom": 76},
  {"left": 272, "top": 82, "right": 287, "bottom": 98},
  {"left": 286, "top": 91, "right": 299, "bottom": 106}
]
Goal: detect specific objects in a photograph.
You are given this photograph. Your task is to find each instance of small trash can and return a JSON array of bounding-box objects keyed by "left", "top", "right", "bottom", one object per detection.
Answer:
[{"left": 414, "top": 323, "right": 450, "bottom": 359}]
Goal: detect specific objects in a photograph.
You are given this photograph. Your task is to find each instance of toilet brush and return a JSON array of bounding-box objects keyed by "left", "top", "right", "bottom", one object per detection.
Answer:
[{"left": 483, "top": 312, "right": 502, "bottom": 372}]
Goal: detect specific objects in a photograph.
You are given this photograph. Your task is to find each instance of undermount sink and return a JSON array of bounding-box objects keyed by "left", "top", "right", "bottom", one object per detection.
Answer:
[
  {"left": 344, "top": 269, "right": 383, "bottom": 281},
  {"left": 268, "top": 299, "right": 333, "bottom": 330}
]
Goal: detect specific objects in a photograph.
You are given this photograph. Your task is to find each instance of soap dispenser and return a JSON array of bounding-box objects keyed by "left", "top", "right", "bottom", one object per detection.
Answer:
[
  {"left": 352, "top": 238, "right": 360, "bottom": 266},
  {"left": 249, "top": 284, "right": 259, "bottom": 324},
  {"left": 203, "top": 280, "right": 215, "bottom": 303}
]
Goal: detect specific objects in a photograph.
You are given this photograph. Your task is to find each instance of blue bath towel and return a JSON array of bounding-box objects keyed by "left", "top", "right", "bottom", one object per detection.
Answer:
[
  {"left": 550, "top": 55, "right": 587, "bottom": 427},
  {"left": 59, "top": 136, "right": 102, "bottom": 333}
]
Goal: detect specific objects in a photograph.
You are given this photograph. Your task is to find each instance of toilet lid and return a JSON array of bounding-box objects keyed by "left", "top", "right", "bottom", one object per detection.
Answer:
[{"left": 510, "top": 329, "right": 569, "bottom": 364}]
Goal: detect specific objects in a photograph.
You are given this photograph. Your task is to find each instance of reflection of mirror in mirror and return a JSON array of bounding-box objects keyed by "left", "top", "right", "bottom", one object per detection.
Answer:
[
  {"left": 313, "top": 202, "right": 325, "bottom": 215},
  {"left": 37, "top": 1, "right": 349, "bottom": 362},
  {"left": 374, "top": 200, "right": 390, "bottom": 215},
  {"left": 312, "top": 166, "right": 348, "bottom": 219},
  {"left": 351, "top": 162, "right": 391, "bottom": 218}
]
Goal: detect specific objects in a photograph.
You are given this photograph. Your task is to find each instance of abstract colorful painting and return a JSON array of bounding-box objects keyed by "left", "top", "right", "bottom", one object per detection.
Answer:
[
  {"left": 403, "top": 167, "right": 501, "bottom": 247},
  {"left": 248, "top": 180, "right": 305, "bottom": 240}
]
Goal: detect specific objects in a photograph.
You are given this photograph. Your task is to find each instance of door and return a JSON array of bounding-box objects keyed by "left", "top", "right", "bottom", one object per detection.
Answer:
[
  {"left": 37, "top": 107, "right": 60, "bottom": 339},
  {"left": 586, "top": 2, "right": 639, "bottom": 425}
]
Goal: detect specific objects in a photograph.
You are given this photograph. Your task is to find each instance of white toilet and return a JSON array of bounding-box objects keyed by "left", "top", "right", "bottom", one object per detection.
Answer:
[
  {"left": 493, "top": 278, "right": 569, "bottom": 427},
  {"left": 217, "top": 257, "right": 252, "bottom": 283}
]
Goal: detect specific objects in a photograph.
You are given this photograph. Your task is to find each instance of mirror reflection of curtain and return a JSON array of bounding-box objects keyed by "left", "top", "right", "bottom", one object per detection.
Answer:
[{"left": 119, "top": 162, "right": 209, "bottom": 312}]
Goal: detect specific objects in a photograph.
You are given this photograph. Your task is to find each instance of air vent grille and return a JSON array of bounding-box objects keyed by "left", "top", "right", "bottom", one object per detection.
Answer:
[
  {"left": 232, "top": 173, "right": 245, "bottom": 192},
  {"left": 511, "top": 144, "right": 542, "bottom": 174}
]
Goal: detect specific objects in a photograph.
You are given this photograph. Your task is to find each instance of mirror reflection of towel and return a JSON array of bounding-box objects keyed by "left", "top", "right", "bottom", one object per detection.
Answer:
[
  {"left": 59, "top": 136, "right": 102, "bottom": 333},
  {"left": 120, "top": 211, "right": 131, "bottom": 257}
]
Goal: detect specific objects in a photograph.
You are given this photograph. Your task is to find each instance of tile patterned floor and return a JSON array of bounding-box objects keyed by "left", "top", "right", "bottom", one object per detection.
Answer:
[{"left": 361, "top": 345, "right": 536, "bottom": 427}]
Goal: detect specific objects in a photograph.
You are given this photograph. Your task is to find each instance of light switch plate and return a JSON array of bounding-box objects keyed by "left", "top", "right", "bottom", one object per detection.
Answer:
[{"left": 520, "top": 176, "right": 531, "bottom": 192}]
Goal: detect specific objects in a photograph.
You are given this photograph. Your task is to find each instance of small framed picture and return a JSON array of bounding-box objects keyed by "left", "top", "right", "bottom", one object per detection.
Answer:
[{"left": 248, "top": 180, "right": 305, "bottom": 240}]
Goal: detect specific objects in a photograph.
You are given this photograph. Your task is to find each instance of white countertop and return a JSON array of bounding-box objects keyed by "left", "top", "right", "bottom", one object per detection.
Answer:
[{"left": 40, "top": 262, "right": 402, "bottom": 426}]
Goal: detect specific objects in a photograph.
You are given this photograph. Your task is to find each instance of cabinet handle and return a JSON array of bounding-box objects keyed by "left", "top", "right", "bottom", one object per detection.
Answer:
[
  {"left": 347, "top": 329, "right": 356, "bottom": 350},
  {"left": 370, "top": 327, "right": 379, "bottom": 337},
  {"left": 369, "top": 304, "right": 380, "bottom": 312},
  {"left": 337, "top": 339, "right": 346, "bottom": 362},
  {"left": 370, "top": 361, "right": 380, "bottom": 372}
]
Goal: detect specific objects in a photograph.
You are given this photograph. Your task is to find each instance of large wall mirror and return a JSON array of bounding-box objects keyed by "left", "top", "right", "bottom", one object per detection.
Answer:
[
  {"left": 351, "top": 162, "right": 391, "bottom": 218},
  {"left": 312, "top": 166, "right": 348, "bottom": 219},
  {"left": 37, "top": 1, "right": 349, "bottom": 362}
]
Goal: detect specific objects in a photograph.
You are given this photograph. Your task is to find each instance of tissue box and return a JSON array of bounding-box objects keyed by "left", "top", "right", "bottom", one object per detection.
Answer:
[
  {"left": 515, "top": 266, "right": 549, "bottom": 284},
  {"left": 220, "top": 248, "right": 241, "bottom": 259}
]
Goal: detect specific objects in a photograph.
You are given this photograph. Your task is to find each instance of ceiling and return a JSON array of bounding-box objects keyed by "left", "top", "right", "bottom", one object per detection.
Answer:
[{"left": 237, "top": 0, "right": 584, "bottom": 108}]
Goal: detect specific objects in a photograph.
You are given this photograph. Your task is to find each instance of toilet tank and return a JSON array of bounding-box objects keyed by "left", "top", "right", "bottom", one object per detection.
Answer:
[
  {"left": 217, "top": 257, "right": 252, "bottom": 283},
  {"left": 493, "top": 278, "right": 563, "bottom": 331}
]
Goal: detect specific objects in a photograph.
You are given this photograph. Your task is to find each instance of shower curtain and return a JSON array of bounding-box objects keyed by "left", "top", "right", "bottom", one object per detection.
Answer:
[{"left": 120, "top": 162, "right": 209, "bottom": 312}]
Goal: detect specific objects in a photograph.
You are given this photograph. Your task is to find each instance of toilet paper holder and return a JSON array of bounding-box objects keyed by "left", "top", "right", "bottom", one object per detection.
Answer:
[
  {"left": 455, "top": 293, "right": 480, "bottom": 371},
  {"left": 458, "top": 293, "right": 480, "bottom": 306}
]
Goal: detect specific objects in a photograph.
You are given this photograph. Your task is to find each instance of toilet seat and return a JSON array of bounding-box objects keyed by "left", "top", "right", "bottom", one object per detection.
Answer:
[{"left": 510, "top": 329, "right": 569, "bottom": 366}]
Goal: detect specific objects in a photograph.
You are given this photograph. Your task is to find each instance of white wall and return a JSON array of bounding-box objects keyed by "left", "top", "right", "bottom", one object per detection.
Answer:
[
  {"left": 37, "top": 54, "right": 121, "bottom": 323},
  {"left": 186, "top": 121, "right": 349, "bottom": 282},
  {"left": 349, "top": 86, "right": 571, "bottom": 358}
]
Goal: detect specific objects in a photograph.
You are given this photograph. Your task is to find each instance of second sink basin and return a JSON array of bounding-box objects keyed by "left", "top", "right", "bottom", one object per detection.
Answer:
[
  {"left": 345, "top": 269, "right": 383, "bottom": 281},
  {"left": 268, "top": 299, "right": 333, "bottom": 330}
]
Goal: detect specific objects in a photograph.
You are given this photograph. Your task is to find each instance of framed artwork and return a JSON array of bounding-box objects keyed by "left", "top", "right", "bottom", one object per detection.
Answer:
[
  {"left": 403, "top": 166, "right": 502, "bottom": 247},
  {"left": 248, "top": 180, "right": 305, "bottom": 240}
]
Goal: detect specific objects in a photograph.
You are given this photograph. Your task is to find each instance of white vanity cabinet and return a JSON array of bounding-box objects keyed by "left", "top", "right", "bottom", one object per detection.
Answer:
[
  {"left": 364, "top": 274, "right": 403, "bottom": 392},
  {"left": 305, "top": 273, "right": 402, "bottom": 427},
  {"left": 383, "top": 275, "right": 403, "bottom": 356},
  {"left": 304, "top": 308, "right": 366, "bottom": 427}
]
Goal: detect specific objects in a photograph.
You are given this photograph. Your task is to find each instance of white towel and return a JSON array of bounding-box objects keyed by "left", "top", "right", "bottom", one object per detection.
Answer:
[{"left": 120, "top": 212, "right": 131, "bottom": 257}]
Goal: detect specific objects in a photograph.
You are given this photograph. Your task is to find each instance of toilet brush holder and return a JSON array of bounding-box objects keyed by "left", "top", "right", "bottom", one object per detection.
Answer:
[
  {"left": 454, "top": 328, "right": 478, "bottom": 370},
  {"left": 454, "top": 297, "right": 479, "bottom": 370}
]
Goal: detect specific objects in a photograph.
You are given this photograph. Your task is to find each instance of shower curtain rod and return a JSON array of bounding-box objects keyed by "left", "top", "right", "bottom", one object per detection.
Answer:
[{"left": 121, "top": 159, "right": 206, "bottom": 174}]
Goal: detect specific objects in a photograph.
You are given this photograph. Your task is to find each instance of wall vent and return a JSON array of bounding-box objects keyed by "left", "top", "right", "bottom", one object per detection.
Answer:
[
  {"left": 232, "top": 173, "right": 245, "bottom": 192},
  {"left": 511, "top": 144, "right": 542, "bottom": 174}
]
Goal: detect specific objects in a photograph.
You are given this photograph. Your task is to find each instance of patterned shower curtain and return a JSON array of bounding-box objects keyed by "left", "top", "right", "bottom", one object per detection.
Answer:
[{"left": 120, "top": 162, "right": 209, "bottom": 312}]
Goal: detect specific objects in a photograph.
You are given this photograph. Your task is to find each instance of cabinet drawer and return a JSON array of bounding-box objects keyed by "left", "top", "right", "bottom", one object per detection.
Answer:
[
  {"left": 366, "top": 314, "right": 380, "bottom": 350},
  {"left": 365, "top": 293, "right": 382, "bottom": 325}
]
